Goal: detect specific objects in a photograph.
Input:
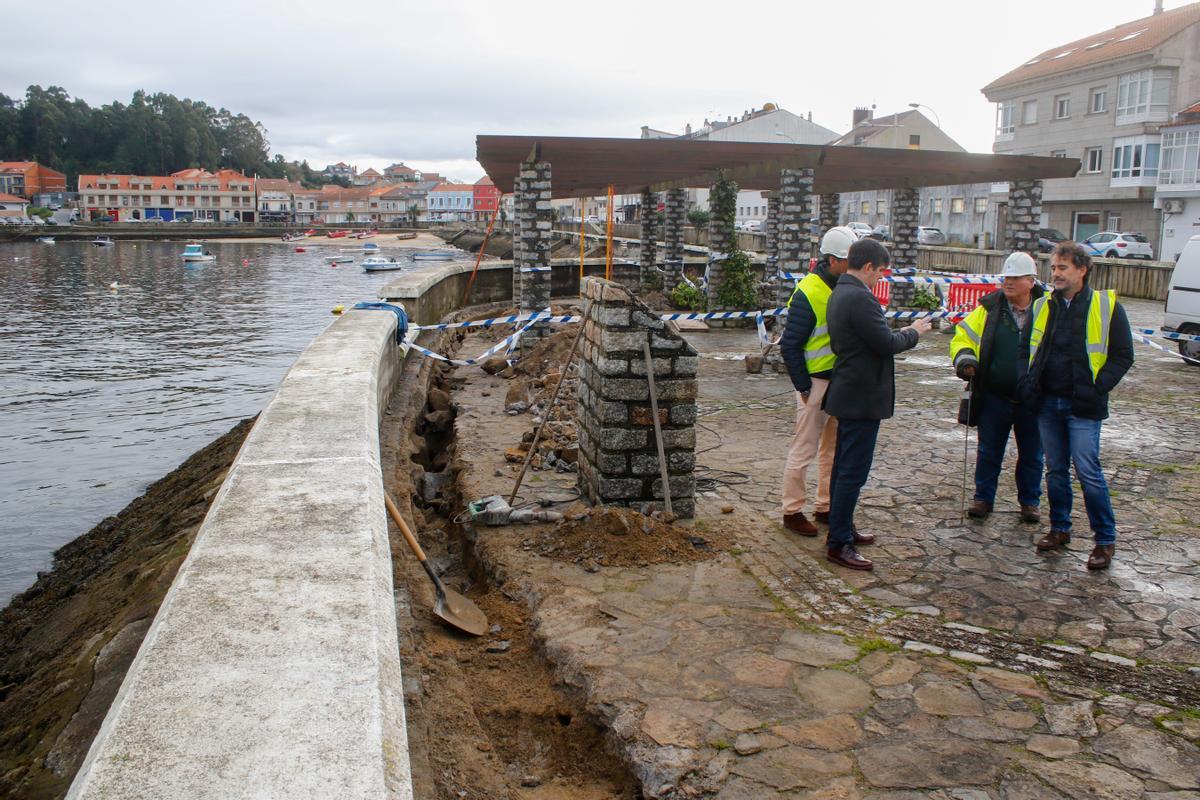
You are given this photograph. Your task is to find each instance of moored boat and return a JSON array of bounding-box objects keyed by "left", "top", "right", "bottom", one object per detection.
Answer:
[
  {"left": 412, "top": 251, "right": 455, "bottom": 261},
  {"left": 340, "top": 242, "right": 381, "bottom": 253},
  {"left": 362, "top": 257, "right": 406, "bottom": 272},
  {"left": 91, "top": 236, "right": 115, "bottom": 247},
  {"left": 327, "top": 230, "right": 349, "bottom": 239},
  {"left": 353, "top": 230, "right": 377, "bottom": 239},
  {"left": 181, "top": 243, "right": 215, "bottom": 263},
  {"left": 395, "top": 232, "right": 417, "bottom": 240},
  {"left": 324, "top": 255, "right": 354, "bottom": 264},
  {"left": 36, "top": 236, "right": 55, "bottom": 244}
]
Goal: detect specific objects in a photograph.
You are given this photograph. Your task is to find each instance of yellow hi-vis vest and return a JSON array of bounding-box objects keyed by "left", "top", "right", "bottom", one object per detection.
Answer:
[
  {"left": 1028, "top": 289, "right": 1117, "bottom": 381},
  {"left": 950, "top": 304, "right": 987, "bottom": 366},
  {"left": 789, "top": 273, "right": 835, "bottom": 373}
]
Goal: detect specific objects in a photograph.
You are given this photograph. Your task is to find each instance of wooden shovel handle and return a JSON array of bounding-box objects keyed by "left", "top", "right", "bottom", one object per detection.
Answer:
[{"left": 384, "top": 491, "right": 427, "bottom": 563}]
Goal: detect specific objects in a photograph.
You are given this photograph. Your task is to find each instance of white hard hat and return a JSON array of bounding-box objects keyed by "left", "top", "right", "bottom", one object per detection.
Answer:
[
  {"left": 1001, "top": 251, "right": 1038, "bottom": 277},
  {"left": 820, "top": 226, "right": 858, "bottom": 259}
]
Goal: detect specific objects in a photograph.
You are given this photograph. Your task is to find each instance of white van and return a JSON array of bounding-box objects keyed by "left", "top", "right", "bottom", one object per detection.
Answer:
[{"left": 1164, "top": 234, "right": 1200, "bottom": 364}]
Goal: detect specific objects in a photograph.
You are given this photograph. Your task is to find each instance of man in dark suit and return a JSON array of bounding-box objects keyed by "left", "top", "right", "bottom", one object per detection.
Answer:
[{"left": 823, "top": 238, "right": 931, "bottom": 570}]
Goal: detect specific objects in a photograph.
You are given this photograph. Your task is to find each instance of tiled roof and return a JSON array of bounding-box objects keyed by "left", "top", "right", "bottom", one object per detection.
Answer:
[
  {"left": 360, "top": 168, "right": 382, "bottom": 177},
  {"left": 474, "top": 175, "right": 495, "bottom": 186},
  {"left": 255, "top": 178, "right": 295, "bottom": 192},
  {"left": 78, "top": 169, "right": 252, "bottom": 191},
  {"left": 0, "top": 192, "right": 28, "bottom": 203},
  {"left": 0, "top": 161, "right": 36, "bottom": 171},
  {"left": 430, "top": 184, "right": 474, "bottom": 192},
  {"left": 983, "top": 2, "right": 1200, "bottom": 93}
]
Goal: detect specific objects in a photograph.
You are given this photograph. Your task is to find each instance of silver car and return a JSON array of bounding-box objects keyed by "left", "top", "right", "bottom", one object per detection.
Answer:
[
  {"left": 846, "top": 221, "right": 874, "bottom": 239},
  {"left": 917, "top": 226, "right": 947, "bottom": 246}
]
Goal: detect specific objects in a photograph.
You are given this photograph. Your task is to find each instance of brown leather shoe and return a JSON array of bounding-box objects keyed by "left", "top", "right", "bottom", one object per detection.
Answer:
[
  {"left": 1020, "top": 505, "right": 1041, "bottom": 524},
  {"left": 852, "top": 527, "right": 876, "bottom": 545},
  {"left": 966, "top": 499, "right": 992, "bottom": 519},
  {"left": 783, "top": 512, "right": 818, "bottom": 536},
  {"left": 814, "top": 510, "right": 830, "bottom": 524},
  {"left": 1036, "top": 530, "right": 1071, "bottom": 551},
  {"left": 826, "top": 544, "right": 874, "bottom": 571},
  {"left": 1087, "top": 544, "right": 1115, "bottom": 570}
]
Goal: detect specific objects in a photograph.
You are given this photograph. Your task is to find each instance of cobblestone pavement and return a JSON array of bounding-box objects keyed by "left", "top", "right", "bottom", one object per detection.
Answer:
[{"left": 445, "top": 297, "right": 1200, "bottom": 799}]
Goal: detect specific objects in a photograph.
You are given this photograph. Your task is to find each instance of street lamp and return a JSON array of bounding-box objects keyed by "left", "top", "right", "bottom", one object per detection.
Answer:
[
  {"left": 774, "top": 131, "right": 797, "bottom": 143},
  {"left": 908, "top": 102, "right": 942, "bottom": 129}
]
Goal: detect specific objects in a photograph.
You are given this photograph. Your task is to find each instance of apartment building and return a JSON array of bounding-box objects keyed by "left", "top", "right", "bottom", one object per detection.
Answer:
[
  {"left": 427, "top": 184, "right": 475, "bottom": 221},
  {"left": 1155, "top": 102, "right": 1200, "bottom": 259},
  {"left": 473, "top": 176, "right": 501, "bottom": 221},
  {"left": 77, "top": 168, "right": 256, "bottom": 222},
  {"left": 0, "top": 161, "right": 68, "bottom": 206},
  {"left": 0, "top": 193, "right": 31, "bottom": 218},
  {"left": 982, "top": 1, "right": 1200, "bottom": 251},
  {"left": 256, "top": 178, "right": 297, "bottom": 222}
]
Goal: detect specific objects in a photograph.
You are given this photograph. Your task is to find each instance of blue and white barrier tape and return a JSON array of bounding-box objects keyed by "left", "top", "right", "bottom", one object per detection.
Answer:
[
  {"left": 1135, "top": 327, "right": 1200, "bottom": 343},
  {"left": 1132, "top": 332, "right": 1200, "bottom": 364},
  {"left": 779, "top": 272, "right": 1002, "bottom": 285},
  {"left": 410, "top": 311, "right": 580, "bottom": 331},
  {"left": 402, "top": 310, "right": 547, "bottom": 367}
]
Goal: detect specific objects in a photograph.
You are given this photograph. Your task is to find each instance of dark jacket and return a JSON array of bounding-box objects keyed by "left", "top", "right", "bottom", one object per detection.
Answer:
[
  {"left": 1018, "top": 285, "right": 1134, "bottom": 420},
  {"left": 823, "top": 272, "right": 920, "bottom": 420},
  {"left": 953, "top": 285, "right": 1045, "bottom": 426},
  {"left": 780, "top": 260, "right": 838, "bottom": 392}
]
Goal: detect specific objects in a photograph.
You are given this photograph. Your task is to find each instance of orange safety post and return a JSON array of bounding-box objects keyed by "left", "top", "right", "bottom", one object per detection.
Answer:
[
  {"left": 462, "top": 199, "right": 501, "bottom": 307},
  {"left": 605, "top": 184, "right": 614, "bottom": 281}
]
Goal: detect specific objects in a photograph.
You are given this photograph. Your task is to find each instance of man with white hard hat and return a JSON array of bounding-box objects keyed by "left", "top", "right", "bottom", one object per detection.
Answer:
[
  {"left": 950, "top": 251, "right": 1045, "bottom": 523},
  {"left": 779, "top": 226, "right": 856, "bottom": 535}
]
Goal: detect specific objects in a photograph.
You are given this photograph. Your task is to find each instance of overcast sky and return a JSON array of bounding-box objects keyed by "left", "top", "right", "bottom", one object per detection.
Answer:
[{"left": 1, "top": 0, "right": 1184, "bottom": 182}]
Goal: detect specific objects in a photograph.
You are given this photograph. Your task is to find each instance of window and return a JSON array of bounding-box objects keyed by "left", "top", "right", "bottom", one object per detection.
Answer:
[
  {"left": 1054, "top": 94, "right": 1070, "bottom": 119},
  {"left": 1022, "top": 99, "right": 1037, "bottom": 125},
  {"left": 1160, "top": 129, "right": 1200, "bottom": 186},
  {"left": 996, "top": 101, "right": 1015, "bottom": 139},
  {"left": 1107, "top": 213, "right": 1121, "bottom": 230},
  {"left": 1111, "top": 135, "right": 1160, "bottom": 183},
  {"left": 974, "top": 197, "right": 988, "bottom": 214},
  {"left": 908, "top": 134, "right": 921, "bottom": 148},
  {"left": 950, "top": 197, "right": 965, "bottom": 214},
  {"left": 860, "top": 200, "right": 870, "bottom": 214},
  {"left": 932, "top": 197, "right": 943, "bottom": 214},
  {"left": 1051, "top": 150, "right": 1067, "bottom": 158},
  {"left": 877, "top": 199, "right": 888, "bottom": 216},
  {"left": 1086, "top": 147, "right": 1103, "bottom": 174},
  {"left": 1116, "top": 69, "right": 1171, "bottom": 124},
  {"left": 1089, "top": 87, "right": 1107, "bottom": 114}
]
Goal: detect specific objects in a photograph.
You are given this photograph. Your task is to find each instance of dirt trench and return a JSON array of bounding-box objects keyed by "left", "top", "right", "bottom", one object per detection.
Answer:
[{"left": 383, "top": 353, "right": 641, "bottom": 800}]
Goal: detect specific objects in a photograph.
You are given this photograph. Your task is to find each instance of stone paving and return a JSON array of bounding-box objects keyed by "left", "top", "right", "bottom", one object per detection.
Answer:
[{"left": 445, "top": 296, "right": 1200, "bottom": 799}]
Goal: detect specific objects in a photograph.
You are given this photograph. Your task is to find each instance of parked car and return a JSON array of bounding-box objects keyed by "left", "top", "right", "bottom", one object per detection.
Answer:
[
  {"left": 870, "top": 225, "right": 891, "bottom": 241},
  {"left": 846, "top": 221, "right": 874, "bottom": 239},
  {"left": 1164, "top": 234, "right": 1200, "bottom": 365},
  {"left": 744, "top": 219, "right": 762, "bottom": 232},
  {"left": 1081, "top": 231, "right": 1155, "bottom": 260},
  {"left": 1037, "top": 228, "right": 1067, "bottom": 253},
  {"left": 917, "top": 226, "right": 947, "bottom": 246}
]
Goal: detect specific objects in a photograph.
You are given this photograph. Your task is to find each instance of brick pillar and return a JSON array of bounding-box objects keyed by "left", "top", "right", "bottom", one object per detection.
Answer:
[
  {"left": 517, "top": 161, "right": 553, "bottom": 348},
  {"left": 889, "top": 187, "right": 920, "bottom": 308},
  {"left": 777, "top": 169, "right": 814, "bottom": 308},
  {"left": 1006, "top": 179, "right": 1042, "bottom": 254},
  {"left": 577, "top": 278, "right": 698, "bottom": 518},
  {"left": 639, "top": 188, "right": 658, "bottom": 293},
  {"left": 662, "top": 189, "right": 686, "bottom": 290}
]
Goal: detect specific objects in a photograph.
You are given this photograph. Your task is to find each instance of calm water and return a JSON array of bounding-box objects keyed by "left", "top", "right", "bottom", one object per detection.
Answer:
[{"left": 0, "top": 239, "right": 459, "bottom": 605}]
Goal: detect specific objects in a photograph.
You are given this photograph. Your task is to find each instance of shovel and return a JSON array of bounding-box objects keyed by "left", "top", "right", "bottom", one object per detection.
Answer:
[{"left": 383, "top": 491, "right": 489, "bottom": 636}]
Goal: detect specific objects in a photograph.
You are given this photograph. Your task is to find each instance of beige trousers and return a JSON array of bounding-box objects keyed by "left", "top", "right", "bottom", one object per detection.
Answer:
[{"left": 782, "top": 377, "right": 838, "bottom": 515}]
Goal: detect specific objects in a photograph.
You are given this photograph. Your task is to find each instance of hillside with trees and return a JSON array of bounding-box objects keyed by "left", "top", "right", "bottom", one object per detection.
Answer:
[{"left": 0, "top": 86, "right": 334, "bottom": 186}]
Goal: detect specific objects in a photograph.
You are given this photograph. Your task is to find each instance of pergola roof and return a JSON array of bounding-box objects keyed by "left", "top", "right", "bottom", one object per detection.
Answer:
[{"left": 476, "top": 135, "right": 1080, "bottom": 197}]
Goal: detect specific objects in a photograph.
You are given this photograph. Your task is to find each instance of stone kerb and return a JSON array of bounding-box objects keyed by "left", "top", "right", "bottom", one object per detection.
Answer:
[
  {"left": 67, "top": 310, "right": 413, "bottom": 800},
  {"left": 1007, "top": 179, "right": 1043, "bottom": 254},
  {"left": 576, "top": 278, "right": 698, "bottom": 518}
]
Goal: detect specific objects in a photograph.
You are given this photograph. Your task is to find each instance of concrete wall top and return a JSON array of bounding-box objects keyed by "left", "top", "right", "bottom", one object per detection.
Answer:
[{"left": 67, "top": 309, "right": 412, "bottom": 800}]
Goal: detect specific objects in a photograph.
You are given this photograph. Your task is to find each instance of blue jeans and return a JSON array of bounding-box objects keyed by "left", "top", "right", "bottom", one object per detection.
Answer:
[
  {"left": 827, "top": 418, "right": 881, "bottom": 547},
  {"left": 975, "top": 389, "right": 1043, "bottom": 508},
  {"left": 1037, "top": 395, "right": 1117, "bottom": 544}
]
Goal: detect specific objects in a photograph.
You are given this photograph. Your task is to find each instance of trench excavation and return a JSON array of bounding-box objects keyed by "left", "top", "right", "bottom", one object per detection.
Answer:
[{"left": 384, "top": 342, "right": 642, "bottom": 800}]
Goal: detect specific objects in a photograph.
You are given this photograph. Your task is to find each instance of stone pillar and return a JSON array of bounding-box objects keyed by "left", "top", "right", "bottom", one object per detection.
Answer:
[
  {"left": 639, "top": 188, "right": 658, "bottom": 294},
  {"left": 517, "top": 161, "right": 553, "bottom": 348},
  {"left": 511, "top": 173, "right": 526, "bottom": 303},
  {"left": 707, "top": 179, "right": 732, "bottom": 313},
  {"left": 662, "top": 189, "right": 686, "bottom": 290},
  {"left": 889, "top": 188, "right": 920, "bottom": 308},
  {"left": 765, "top": 192, "right": 780, "bottom": 276},
  {"left": 1006, "top": 179, "right": 1042, "bottom": 254},
  {"left": 818, "top": 192, "right": 840, "bottom": 232},
  {"left": 777, "top": 169, "right": 814, "bottom": 308},
  {"left": 577, "top": 278, "right": 698, "bottom": 518}
]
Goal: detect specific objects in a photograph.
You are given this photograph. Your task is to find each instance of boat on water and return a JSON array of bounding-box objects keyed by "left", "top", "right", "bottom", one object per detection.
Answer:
[
  {"left": 395, "top": 233, "right": 417, "bottom": 241},
  {"left": 36, "top": 236, "right": 55, "bottom": 244},
  {"left": 281, "top": 232, "right": 307, "bottom": 242},
  {"left": 362, "top": 257, "right": 406, "bottom": 272},
  {"left": 340, "top": 242, "right": 381, "bottom": 253},
  {"left": 412, "top": 251, "right": 455, "bottom": 261},
  {"left": 324, "top": 255, "right": 354, "bottom": 264},
  {"left": 91, "top": 236, "right": 115, "bottom": 247},
  {"left": 181, "top": 243, "right": 215, "bottom": 263}
]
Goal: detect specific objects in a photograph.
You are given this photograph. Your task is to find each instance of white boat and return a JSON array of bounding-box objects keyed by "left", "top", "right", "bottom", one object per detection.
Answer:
[
  {"left": 36, "top": 236, "right": 55, "bottom": 244},
  {"left": 362, "top": 257, "right": 406, "bottom": 272},
  {"left": 340, "top": 242, "right": 381, "bottom": 253},
  {"left": 91, "top": 236, "right": 114, "bottom": 247},
  {"left": 411, "top": 251, "right": 455, "bottom": 261},
  {"left": 181, "top": 243, "right": 215, "bottom": 262},
  {"left": 324, "top": 255, "right": 354, "bottom": 264}
]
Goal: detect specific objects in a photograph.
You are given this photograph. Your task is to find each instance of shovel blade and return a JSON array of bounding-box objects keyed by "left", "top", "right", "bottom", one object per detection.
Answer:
[{"left": 434, "top": 587, "right": 489, "bottom": 637}]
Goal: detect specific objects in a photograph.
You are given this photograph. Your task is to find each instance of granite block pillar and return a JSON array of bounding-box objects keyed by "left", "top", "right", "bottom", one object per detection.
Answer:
[
  {"left": 1006, "top": 179, "right": 1042, "bottom": 254},
  {"left": 515, "top": 161, "right": 553, "bottom": 349},
  {"left": 639, "top": 188, "right": 658, "bottom": 294},
  {"left": 576, "top": 278, "right": 697, "bottom": 518},
  {"left": 662, "top": 189, "right": 686, "bottom": 291},
  {"left": 819, "top": 193, "right": 841, "bottom": 233},
  {"left": 777, "top": 169, "right": 814, "bottom": 308}
]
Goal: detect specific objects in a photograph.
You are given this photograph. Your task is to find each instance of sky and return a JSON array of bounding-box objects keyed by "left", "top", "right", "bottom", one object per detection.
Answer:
[{"left": 1, "top": 0, "right": 1187, "bottom": 182}]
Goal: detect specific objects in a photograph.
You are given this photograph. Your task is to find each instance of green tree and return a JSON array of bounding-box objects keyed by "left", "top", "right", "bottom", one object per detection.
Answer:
[
  {"left": 686, "top": 207, "right": 710, "bottom": 228},
  {"left": 709, "top": 172, "right": 757, "bottom": 310}
]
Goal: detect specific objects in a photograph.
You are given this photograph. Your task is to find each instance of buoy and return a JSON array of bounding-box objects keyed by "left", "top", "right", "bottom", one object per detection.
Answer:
[
  {"left": 295, "top": 247, "right": 306, "bottom": 253},
  {"left": 109, "top": 281, "right": 119, "bottom": 289},
  {"left": 332, "top": 305, "right": 345, "bottom": 315}
]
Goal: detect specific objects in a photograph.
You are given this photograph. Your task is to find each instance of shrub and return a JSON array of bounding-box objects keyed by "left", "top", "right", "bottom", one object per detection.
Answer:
[
  {"left": 908, "top": 287, "right": 942, "bottom": 311},
  {"left": 712, "top": 250, "right": 758, "bottom": 310},
  {"left": 670, "top": 281, "right": 705, "bottom": 310},
  {"left": 686, "top": 208, "right": 710, "bottom": 228}
]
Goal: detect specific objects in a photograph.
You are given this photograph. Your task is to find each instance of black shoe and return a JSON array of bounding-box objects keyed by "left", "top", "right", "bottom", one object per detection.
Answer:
[
  {"left": 814, "top": 510, "right": 830, "bottom": 524},
  {"left": 826, "top": 544, "right": 874, "bottom": 571}
]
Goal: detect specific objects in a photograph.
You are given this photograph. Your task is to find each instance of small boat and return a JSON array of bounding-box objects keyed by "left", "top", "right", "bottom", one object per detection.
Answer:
[
  {"left": 281, "top": 232, "right": 307, "bottom": 242},
  {"left": 340, "top": 242, "right": 380, "bottom": 253},
  {"left": 36, "top": 236, "right": 55, "bottom": 244},
  {"left": 181, "top": 243, "right": 215, "bottom": 262},
  {"left": 295, "top": 247, "right": 307, "bottom": 253},
  {"left": 327, "top": 230, "right": 348, "bottom": 239},
  {"left": 324, "top": 255, "right": 354, "bottom": 264},
  {"left": 362, "top": 257, "right": 406, "bottom": 272},
  {"left": 304, "top": 229, "right": 317, "bottom": 237},
  {"left": 412, "top": 251, "right": 455, "bottom": 261},
  {"left": 91, "top": 236, "right": 115, "bottom": 247},
  {"left": 395, "top": 232, "right": 417, "bottom": 240},
  {"left": 353, "top": 230, "right": 377, "bottom": 239}
]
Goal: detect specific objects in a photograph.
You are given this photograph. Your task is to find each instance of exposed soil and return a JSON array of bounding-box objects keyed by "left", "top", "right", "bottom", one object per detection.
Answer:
[
  {"left": 512, "top": 328, "right": 579, "bottom": 378},
  {"left": 523, "top": 507, "right": 730, "bottom": 568},
  {"left": 0, "top": 417, "right": 255, "bottom": 800}
]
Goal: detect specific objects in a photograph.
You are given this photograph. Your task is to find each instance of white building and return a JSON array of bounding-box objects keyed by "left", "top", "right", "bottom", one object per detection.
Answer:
[
  {"left": 1155, "top": 101, "right": 1200, "bottom": 260},
  {"left": 256, "top": 179, "right": 296, "bottom": 222}
]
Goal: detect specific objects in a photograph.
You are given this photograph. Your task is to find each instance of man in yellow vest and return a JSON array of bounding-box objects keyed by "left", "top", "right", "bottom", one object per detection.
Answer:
[
  {"left": 779, "top": 226, "right": 856, "bottom": 535},
  {"left": 1019, "top": 241, "right": 1133, "bottom": 570},
  {"left": 950, "top": 251, "right": 1045, "bottom": 523}
]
